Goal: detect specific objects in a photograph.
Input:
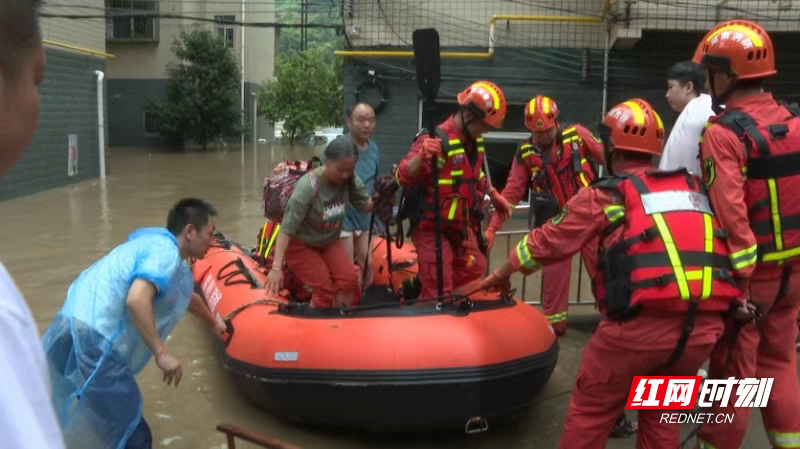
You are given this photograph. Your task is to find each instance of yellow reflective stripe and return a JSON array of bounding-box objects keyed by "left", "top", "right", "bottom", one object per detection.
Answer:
[
  {"left": 521, "top": 144, "right": 532, "bottom": 150},
  {"left": 258, "top": 222, "right": 270, "bottom": 256},
  {"left": 542, "top": 97, "right": 551, "bottom": 114},
  {"left": 546, "top": 312, "right": 568, "bottom": 323},
  {"left": 473, "top": 82, "right": 501, "bottom": 110},
  {"left": 579, "top": 172, "right": 590, "bottom": 187},
  {"left": 448, "top": 138, "right": 460, "bottom": 146},
  {"left": 439, "top": 179, "right": 454, "bottom": 185},
  {"left": 707, "top": 25, "right": 765, "bottom": 48},
  {"left": 623, "top": 101, "right": 646, "bottom": 125},
  {"left": 697, "top": 438, "right": 720, "bottom": 449},
  {"left": 563, "top": 135, "right": 580, "bottom": 144},
  {"left": 478, "top": 145, "right": 485, "bottom": 153},
  {"left": 563, "top": 126, "right": 576, "bottom": 134},
  {"left": 730, "top": 244, "right": 758, "bottom": 270},
  {"left": 515, "top": 234, "right": 539, "bottom": 270},
  {"left": 451, "top": 170, "right": 463, "bottom": 176},
  {"left": 604, "top": 205, "right": 625, "bottom": 223},
  {"left": 265, "top": 223, "right": 280, "bottom": 257},
  {"left": 702, "top": 213, "right": 713, "bottom": 299},
  {"left": 767, "top": 178, "right": 784, "bottom": 257},
  {"left": 653, "top": 213, "right": 691, "bottom": 299},
  {"left": 521, "top": 151, "right": 532, "bottom": 158},
  {"left": 479, "top": 171, "right": 486, "bottom": 180},
  {"left": 762, "top": 246, "right": 800, "bottom": 263},
  {"left": 767, "top": 430, "right": 800, "bottom": 448},
  {"left": 476, "top": 137, "right": 484, "bottom": 143},
  {"left": 448, "top": 148, "right": 465, "bottom": 157},
  {"left": 448, "top": 199, "right": 458, "bottom": 219}
]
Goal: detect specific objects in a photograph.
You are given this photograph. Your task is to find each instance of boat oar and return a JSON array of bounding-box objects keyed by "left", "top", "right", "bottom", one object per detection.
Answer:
[{"left": 412, "top": 28, "right": 444, "bottom": 298}]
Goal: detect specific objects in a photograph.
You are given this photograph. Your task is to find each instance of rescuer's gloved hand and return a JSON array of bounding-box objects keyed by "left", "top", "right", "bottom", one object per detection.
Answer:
[
  {"left": 484, "top": 226, "right": 497, "bottom": 252},
  {"left": 420, "top": 137, "right": 442, "bottom": 163},
  {"left": 488, "top": 188, "right": 513, "bottom": 221}
]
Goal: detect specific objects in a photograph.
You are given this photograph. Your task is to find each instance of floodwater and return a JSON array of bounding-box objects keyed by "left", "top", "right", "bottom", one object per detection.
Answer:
[{"left": 0, "top": 144, "right": 775, "bottom": 448}]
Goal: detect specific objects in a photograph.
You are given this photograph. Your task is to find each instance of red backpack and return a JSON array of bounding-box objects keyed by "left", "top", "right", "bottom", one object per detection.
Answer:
[{"left": 262, "top": 157, "right": 321, "bottom": 223}]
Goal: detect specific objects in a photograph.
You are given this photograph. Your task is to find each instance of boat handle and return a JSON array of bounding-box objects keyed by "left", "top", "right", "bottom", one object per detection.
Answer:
[{"left": 465, "top": 416, "right": 489, "bottom": 434}]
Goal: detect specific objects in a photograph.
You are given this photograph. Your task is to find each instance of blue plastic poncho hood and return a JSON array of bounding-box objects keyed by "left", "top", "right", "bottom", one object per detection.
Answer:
[{"left": 42, "top": 226, "right": 194, "bottom": 449}]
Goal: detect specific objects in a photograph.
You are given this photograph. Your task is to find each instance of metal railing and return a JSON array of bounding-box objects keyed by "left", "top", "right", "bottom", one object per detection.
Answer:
[
  {"left": 217, "top": 424, "right": 302, "bottom": 449},
  {"left": 481, "top": 201, "right": 595, "bottom": 306}
]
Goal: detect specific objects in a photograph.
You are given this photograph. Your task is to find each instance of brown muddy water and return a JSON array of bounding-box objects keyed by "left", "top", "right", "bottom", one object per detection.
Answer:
[{"left": 0, "top": 144, "right": 773, "bottom": 448}]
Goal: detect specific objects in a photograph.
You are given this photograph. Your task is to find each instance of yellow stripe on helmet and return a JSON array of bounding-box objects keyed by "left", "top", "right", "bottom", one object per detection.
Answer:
[
  {"left": 707, "top": 24, "right": 764, "bottom": 48},
  {"left": 623, "top": 101, "right": 645, "bottom": 125},
  {"left": 473, "top": 82, "right": 501, "bottom": 110},
  {"left": 542, "top": 96, "right": 551, "bottom": 115},
  {"left": 654, "top": 109, "right": 664, "bottom": 130}
]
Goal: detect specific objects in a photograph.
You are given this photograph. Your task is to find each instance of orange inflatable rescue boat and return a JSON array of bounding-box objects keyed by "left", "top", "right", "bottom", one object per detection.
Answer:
[{"left": 192, "top": 232, "right": 559, "bottom": 434}]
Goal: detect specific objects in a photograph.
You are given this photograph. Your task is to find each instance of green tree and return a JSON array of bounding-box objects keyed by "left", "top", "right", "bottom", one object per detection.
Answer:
[
  {"left": 148, "top": 29, "right": 244, "bottom": 150},
  {"left": 276, "top": 0, "right": 341, "bottom": 60},
  {"left": 258, "top": 47, "right": 343, "bottom": 142}
]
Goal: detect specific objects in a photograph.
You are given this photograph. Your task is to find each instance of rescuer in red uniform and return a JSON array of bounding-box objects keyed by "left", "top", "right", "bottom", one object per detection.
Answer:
[
  {"left": 394, "top": 81, "right": 512, "bottom": 299},
  {"left": 691, "top": 19, "right": 800, "bottom": 449},
  {"left": 481, "top": 98, "right": 741, "bottom": 449},
  {"left": 484, "top": 95, "right": 604, "bottom": 335}
]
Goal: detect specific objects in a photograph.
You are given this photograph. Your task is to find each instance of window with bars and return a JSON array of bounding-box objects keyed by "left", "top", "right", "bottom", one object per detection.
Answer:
[
  {"left": 215, "top": 15, "right": 236, "bottom": 49},
  {"left": 106, "top": 0, "right": 159, "bottom": 42}
]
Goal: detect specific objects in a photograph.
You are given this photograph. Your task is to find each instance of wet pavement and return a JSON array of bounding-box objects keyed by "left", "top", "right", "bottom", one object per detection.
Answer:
[{"left": 0, "top": 144, "right": 786, "bottom": 448}]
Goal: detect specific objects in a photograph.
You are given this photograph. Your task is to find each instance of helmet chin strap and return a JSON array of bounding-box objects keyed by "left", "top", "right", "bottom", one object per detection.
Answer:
[
  {"left": 708, "top": 69, "right": 737, "bottom": 115},
  {"left": 458, "top": 108, "right": 477, "bottom": 141},
  {"left": 597, "top": 122, "right": 615, "bottom": 176}
]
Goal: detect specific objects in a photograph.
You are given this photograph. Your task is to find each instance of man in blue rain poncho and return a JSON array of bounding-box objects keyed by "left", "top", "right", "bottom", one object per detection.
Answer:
[{"left": 42, "top": 198, "right": 227, "bottom": 449}]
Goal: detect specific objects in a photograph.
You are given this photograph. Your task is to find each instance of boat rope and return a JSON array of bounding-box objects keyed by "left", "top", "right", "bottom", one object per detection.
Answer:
[
  {"left": 224, "top": 298, "right": 286, "bottom": 322},
  {"left": 209, "top": 233, "right": 516, "bottom": 317}
]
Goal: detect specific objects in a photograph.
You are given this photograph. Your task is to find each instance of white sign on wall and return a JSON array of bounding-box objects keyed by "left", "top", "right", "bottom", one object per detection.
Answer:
[{"left": 68, "top": 134, "right": 78, "bottom": 177}]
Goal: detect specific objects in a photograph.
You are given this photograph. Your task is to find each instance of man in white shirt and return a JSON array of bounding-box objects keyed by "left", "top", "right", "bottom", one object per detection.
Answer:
[
  {"left": 659, "top": 61, "right": 716, "bottom": 175},
  {"left": 0, "top": 1, "right": 67, "bottom": 448}
]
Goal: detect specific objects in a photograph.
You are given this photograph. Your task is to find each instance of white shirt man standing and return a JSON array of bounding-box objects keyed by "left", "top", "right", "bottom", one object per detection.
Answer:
[{"left": 659, "top": 61, "right": 716, "bottom": 176}]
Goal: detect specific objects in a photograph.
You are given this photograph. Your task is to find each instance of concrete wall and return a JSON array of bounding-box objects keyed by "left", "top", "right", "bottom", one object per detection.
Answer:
[
  {"left": 41, "top": 0, "right": 106, "bottom": 52},
  {"left": 0, "top": 48, "right": 107, "bottom": 201}
]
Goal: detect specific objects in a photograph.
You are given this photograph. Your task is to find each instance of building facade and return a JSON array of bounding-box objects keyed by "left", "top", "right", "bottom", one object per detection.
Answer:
[
  {"left": 339, "top": 0, "right": 800, "bottom": 186},
  {"left": 0, "top": 0, "right": 110, "bottom": 201},
  {"left": 105, "top": 0, "right": 277, "bottom": 148}
]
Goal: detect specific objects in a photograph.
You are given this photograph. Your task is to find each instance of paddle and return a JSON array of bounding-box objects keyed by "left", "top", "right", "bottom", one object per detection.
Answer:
[{"left": 412, "top": 28, "right": 444, "bottom": 298}]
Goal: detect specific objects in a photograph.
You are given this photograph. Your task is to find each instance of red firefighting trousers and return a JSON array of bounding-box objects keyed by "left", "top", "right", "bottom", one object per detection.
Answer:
[
  {"left": 542, "top": 238, "right": 598, "bottom": 335},
  {"left": 559, "top": 310, "right": 724, "bottom": 449},
  {"left": 412, "top": 227, "right": 486, "bottom": 299},
  {"left": 285, "top": 237, "right": 359, "bottom": 308},
  {"left": 697, "top": 270, "right": 800, "bottom": 449}
]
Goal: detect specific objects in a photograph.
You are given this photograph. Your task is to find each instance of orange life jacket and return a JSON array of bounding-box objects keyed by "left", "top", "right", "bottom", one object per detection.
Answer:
[
  {"left": 711, "top": 103, "right": 800, "bottom": 269},
  {"left": 518, "top": 126, "right": 600, "bottom": 207},
  {"left": 592, "top": 169, "right": 740, "bottom": 321},
  {"left": 419, "top": 128, "right": 486, "bottom": 230}
]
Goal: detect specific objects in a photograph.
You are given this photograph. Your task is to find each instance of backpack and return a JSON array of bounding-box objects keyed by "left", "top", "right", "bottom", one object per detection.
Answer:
[{"left": 262, "top": 157, "right": 322, "bottom": 223}]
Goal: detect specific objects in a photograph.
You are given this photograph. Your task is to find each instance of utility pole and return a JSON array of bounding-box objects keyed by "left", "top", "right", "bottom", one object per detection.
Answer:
[{"left": 300, "top": 0, "right": 308, "bottom": 51}]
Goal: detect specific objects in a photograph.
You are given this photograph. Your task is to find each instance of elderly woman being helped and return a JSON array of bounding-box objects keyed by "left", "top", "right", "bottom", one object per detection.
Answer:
[{"left": 266, "top": 136, "right": 374, "bottom": 307}]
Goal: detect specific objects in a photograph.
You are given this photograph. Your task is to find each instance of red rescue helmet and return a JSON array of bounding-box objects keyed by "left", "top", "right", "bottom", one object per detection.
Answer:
[
  {"left": 457, "top": 81, "right": 507, "bottom": 129},
  {"left": 600, "top": 98, "right": 664, "bottom": 157},
  {"left": 524, "top": 95, "right": 559, "bottom": 132},
  {"left": 692, "top": 19, "right": 776, "bottom": 80}
]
